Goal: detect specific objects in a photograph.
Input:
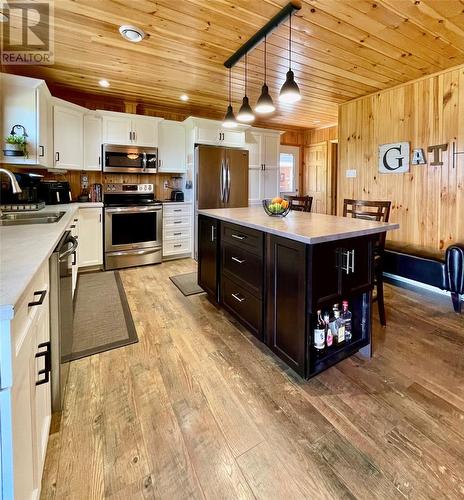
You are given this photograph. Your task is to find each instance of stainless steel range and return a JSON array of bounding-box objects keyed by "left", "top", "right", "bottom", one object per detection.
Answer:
[{"left": 103, "top": 183, "right": 162, "bottom": 270}]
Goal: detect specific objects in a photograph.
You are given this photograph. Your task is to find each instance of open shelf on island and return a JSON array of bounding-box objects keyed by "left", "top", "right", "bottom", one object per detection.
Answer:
[{"left": 307, "top": 291, "right": 371, "bottom": 377}]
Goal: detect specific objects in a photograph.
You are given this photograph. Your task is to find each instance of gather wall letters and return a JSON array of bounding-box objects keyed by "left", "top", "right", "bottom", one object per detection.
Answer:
[{"left": 379, "top": 142, "right": 448, "bottom": 173}]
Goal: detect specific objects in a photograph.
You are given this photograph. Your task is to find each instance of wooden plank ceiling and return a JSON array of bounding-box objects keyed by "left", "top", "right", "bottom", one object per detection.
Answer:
[{"left": 3, "top": 0, "right": 464, "bottom": 128}]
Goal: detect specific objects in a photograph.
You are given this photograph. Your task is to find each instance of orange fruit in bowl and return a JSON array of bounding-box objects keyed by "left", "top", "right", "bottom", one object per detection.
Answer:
[
  {"left": 281, "top": 200, "right": 289, "bottom": 209},
  {"left": 271, "top": 196, "right": 283, "bottom": 204}
]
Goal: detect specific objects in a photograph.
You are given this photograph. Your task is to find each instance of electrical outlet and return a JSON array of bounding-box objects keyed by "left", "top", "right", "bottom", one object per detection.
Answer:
[
  {"left": 346, "top": 169, "right": 357, "bottom": 178},
  {"left": 163, "top": 180, "right": 169, "bottom": 189}
]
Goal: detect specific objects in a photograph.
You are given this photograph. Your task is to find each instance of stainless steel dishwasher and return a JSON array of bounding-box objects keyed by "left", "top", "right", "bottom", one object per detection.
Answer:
[{"left": 49, "top": 230, "right": 78, "bottom": 411}]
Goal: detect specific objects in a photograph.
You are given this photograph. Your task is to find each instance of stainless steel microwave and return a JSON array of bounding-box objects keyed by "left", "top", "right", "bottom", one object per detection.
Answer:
[{"left": 102, "top": 144, "right": 158, "bottom": 174}]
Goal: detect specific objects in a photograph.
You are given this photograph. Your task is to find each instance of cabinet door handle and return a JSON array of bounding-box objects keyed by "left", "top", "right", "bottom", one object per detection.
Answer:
[
  {"left": 72, "top": 251, "right": 77, "bottom": 266},
  {"left": 98, "top": 156, "right": 101, "bottom": 166},
  {"left": 211, "top": 225, "right": 216, "bottom": 242},
  {"left": 174, "top": 232, "right": 182, "bottom": 236},
  {"left": 39, "top": 145, "right": 44, "bottom": 157},
  {"left": 231, "top": 292, "right": 245, "bottom": 303},
  {"left": 174, "top": 244, "right": 182, "bottom": 248},
  {"left": 173, "top": 220, "right": 182, "bottom": 224},
  {"left": 231, "top": 233, "right": 246, "bottom": 240},
  {"left": 173, "top": 209, "right": 182, "bottom": 212},
  {"left": 55, "top": 151, "right": 60, "bottom": 162},
  {"left": 35, "top": 341, "right": 51, "bottom": 386},
  {"left": 349, "top": 249, "right": 355, "bottom": 273},
  {"left": 231, "top": 256, "right": 246, "bottom": 264},
  {"left": 28, "top": 290, "right": 47, "bottom": 307},
  {"left": 133, "top": 131, "right": 136, "bottom": 142},
  {"left": 99, "top": 213, "right": 102, "bottom": 223}
]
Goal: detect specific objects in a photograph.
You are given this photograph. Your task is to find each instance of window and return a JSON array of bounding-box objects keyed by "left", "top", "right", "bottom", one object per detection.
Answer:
[{"left": 279, "top": 146, "right": 299, "bottom": 193}]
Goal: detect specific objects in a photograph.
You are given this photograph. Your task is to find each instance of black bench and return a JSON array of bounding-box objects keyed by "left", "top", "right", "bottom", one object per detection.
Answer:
[{"left": 384, "top": 242, "right": 464, "bottom": 313}]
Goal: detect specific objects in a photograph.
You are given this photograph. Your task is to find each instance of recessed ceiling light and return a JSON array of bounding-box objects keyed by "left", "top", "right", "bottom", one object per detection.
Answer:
[
  {"left": 119, "top": 25, "right": 145, "bottom": 43},
  {"left": 99, "top": 79, "right": 110, "bottom": 88},
  {"left": 180, "top": 94, "right": 189, "bottom": 101},
  {"left": 314, "top": 120, "right": 320, "bottom": 124}
]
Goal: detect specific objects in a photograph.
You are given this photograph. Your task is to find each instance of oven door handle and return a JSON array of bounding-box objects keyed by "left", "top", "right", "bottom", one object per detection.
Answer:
[
  {"left": 105, "top": 206, "right": 161, "bottom": 214},
  {"left": 106, "top": 248, "right": 160, "bottom": 257}
]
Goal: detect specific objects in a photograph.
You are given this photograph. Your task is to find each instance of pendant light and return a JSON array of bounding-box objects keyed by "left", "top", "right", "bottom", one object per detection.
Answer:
[
  {"left": 237, "top": 54, "right": 255, "bottom": 123},
  {"left": 255, "top": 36, "right": 275, "bottom": 115},
  {"left": 223, "top": 67, "right": 238, "bottom": 128},
  {"left": 279, "top": 12, "right": 301, "bottom": 104}
]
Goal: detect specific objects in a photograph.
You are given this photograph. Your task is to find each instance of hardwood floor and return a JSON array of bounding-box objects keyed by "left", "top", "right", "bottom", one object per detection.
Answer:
[{"left": 41, "top": 259, "right": 464, "bottom": 499}]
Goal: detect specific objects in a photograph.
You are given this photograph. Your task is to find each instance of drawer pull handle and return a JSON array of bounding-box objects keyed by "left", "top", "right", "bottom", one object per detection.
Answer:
[
  {"left": 174, "top": 244, "right": 182, "bottom": 248},
  {"left": 173, "top": 232, "right": 182, "bottom": 236},
  {"left": 28, "top": 290, "right": 47, "bottom": 307},
  {"left": 174, "top": 209, "right": 182, "bottom": 212},
  {"left": 173, "top": 220, "right": 182, "bottom": 224},
  {"left": 35, "top": 341, "right": 51, "bottom": 386},
  {"left": 231, "top": 234, "right": 246, "bottom": 240},
  {"left": 231, "top": 292, "right": 245, "bottom": 303},
  {"left": 231, "top": 256, "right": 246, "bottom": 264}
]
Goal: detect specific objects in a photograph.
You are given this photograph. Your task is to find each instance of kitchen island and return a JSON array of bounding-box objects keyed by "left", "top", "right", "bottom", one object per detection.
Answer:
[{"left": 197, "top": 207, "right": 398, "bottom": 378}]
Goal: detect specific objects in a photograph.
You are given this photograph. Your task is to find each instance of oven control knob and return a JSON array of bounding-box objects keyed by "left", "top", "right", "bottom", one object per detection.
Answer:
[{"left": 148, "top": 185, "right": 152, "bottom": 191}]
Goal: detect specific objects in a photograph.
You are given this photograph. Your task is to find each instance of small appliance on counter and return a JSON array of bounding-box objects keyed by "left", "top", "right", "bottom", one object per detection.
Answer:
[
  {"left": 170, "top": 189, "right": 184, "bottom": 202},
  {"left": 168, "top": 176, "right": 184, "bottom": 202},
  {"left": 0, "top": 171, "right": 43, "bottom": 209},
  {"left": 38, "top": 180, "right": 72, "bottom": 205}
]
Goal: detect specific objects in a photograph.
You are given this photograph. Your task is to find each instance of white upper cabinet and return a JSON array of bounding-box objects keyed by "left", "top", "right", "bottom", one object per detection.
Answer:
[
  {"left": 245, "top": 128, "right": 282, "bottom": 204},
  {"left": 36, "top": 83, "right": 52, "bottom": 167},
  {"left": 186, "top": 118, "right": 246, "bottom": 148},
  {"left": 53, "top": 103, "right": 84, "bottom": 170},
  {"left": 99, "top": 111, "right": 162, "bottom": 147},
  {"left": 131, "top": 116, "right": 160, "bottom": 147},
  {"left": 158, "top": 120, "right": 186, "bottom": 173},
  {"left": 1, "top": 74, "right": 52, "bottom": 167},
  {"left": 262, "top": 132, "right": 280, "bottom": 167},
  {"left": 102, "top": 114, "right": 132, "bottom": 145},
  {"left": 83, "top": 113, "right": 102, "bottom": 170}
]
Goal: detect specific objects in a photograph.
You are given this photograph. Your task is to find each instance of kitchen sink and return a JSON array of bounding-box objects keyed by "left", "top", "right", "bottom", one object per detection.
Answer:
[{"left": 0, "top": 211, "right": 66, "bottom": 226}]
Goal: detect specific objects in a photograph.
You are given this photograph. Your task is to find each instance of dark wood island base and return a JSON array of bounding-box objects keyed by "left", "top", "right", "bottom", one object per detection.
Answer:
[{"left": 197, "top": 210, "right": 398, "bottom": 379}]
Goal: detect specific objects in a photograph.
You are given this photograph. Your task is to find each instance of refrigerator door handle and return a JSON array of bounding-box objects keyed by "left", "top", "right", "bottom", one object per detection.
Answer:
[
  {"left": 226, "top": 158, "right": 231, "bottom": 203},
  {"left": 220, "top": 158, "right": 226, "bottom": 203}
]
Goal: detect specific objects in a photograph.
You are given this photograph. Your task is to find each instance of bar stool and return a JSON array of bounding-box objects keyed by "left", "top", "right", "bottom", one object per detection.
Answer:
[
  {"left": 285, "top": 195, "right": 313, "bottom": 213},
  {"left": 343, "top": 199, "right": 391, "bottom": 327}
]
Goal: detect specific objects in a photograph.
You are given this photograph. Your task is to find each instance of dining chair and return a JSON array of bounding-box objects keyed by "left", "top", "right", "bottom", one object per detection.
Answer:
[
  {"left": 343, "top": 199, "right": 392, "bottom": 327},
  {"left": 285, "top": 195, "right": 313, "bottom": 213}
]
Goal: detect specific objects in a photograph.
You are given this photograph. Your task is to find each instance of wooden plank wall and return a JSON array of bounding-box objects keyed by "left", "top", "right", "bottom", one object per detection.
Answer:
[
  {"left": 304, "top": 126, "right": 338, "bottom": 146},
  {"left": 338, "top": 65, "right": 464, "bottom": 255}
]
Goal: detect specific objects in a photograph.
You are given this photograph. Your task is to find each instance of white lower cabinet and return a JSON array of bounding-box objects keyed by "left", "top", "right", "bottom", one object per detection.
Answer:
[
  {"left": 162, "top": 203, "right": 192, "bottom": 259},
  {"left": 2, "top": 260, "right": 51, "bottom": 500},
  {"left": 77, "top": 208, "right": 103, "bottom": 268}
]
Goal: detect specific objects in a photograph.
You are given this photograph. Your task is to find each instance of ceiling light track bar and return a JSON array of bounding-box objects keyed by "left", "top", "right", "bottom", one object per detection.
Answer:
[{"left": 223, "top": 0, "right": 301, "bottom": 69}]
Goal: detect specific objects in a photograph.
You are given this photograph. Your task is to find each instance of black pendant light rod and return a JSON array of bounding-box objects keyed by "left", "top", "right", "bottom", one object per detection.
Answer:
[{"left": 223, "top": 0, "right": 301, "bottom": 69}]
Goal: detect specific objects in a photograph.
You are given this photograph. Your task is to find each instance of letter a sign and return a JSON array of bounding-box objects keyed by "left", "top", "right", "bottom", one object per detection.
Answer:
[{"left": 378, "top": 142, "right": 410, "bottom": 173}]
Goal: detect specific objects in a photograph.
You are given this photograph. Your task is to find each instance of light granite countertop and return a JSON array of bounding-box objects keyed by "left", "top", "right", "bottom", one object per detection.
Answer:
[
  {"left": 0, "top": 202, "right": 103, "bottom": 319},
  {"left": 198, "top": 207, "right": 399, "bottom": 245}
]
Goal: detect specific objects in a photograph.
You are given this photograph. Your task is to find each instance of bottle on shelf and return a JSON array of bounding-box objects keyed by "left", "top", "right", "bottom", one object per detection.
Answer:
[
  {"left": 325, "top": 310, "right": 333, "bottom": 347},
  {"left": 335, "top": 307, "right": 345, "bottom": 344},
  {"left": 329, "top": 304, "right": 339, "bottom": 341},
  {"left": 313, "top": 310, "right": 326, "bottom": 354},
  {"left": 342, "top": 300, "right": 352, "bottom": 342}
]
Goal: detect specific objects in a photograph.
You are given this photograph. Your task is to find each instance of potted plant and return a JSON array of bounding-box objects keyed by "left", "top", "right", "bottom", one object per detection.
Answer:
[{"left": 3, "top": 125, "right": 28, "bottom": 158}]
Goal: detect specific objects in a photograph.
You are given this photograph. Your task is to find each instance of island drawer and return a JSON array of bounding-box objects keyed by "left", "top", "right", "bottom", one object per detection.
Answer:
[
  {"left": 222, "top": 222, "right": 263, "bottom": 256},
  {"left": 221, "top": 276, "right": 263, "bottom": 340},
  {"left": 222, "top": 242, "right": 263, "bottom": 298}
]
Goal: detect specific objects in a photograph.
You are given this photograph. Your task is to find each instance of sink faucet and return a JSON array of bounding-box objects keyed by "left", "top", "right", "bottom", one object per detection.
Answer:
[
  {"left": 0, "top": 168, "right": 22, "bottom": 194},
  {"left": 0, "top": 168, "right": 22, "bottom": 217}
]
